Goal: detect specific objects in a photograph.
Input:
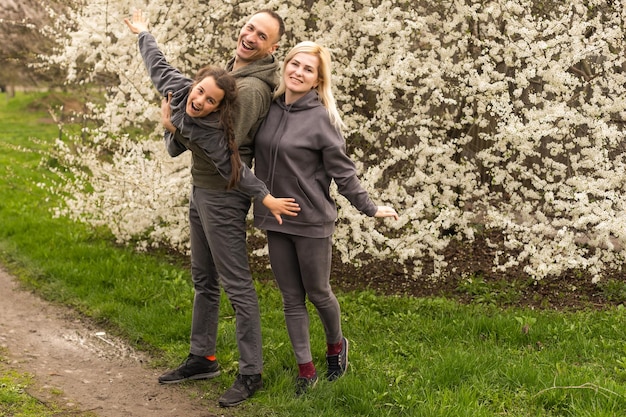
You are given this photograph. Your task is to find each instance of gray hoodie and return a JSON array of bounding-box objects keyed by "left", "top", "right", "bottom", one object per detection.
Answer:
[
  {"left": 137, "top": 31, "right": 271, "bottom": 201},
  {"left": 253, "top": 90, "right": 377, "bottom": 238}
]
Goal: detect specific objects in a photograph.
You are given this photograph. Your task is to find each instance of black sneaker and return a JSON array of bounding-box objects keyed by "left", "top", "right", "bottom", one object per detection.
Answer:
[
  {"left": 326, "top": 337, "right": 349, "bottom": 381},
  {"left": 158, "top": 354, "right": 220, "bottom": 384},
  {"left": 295, "top": 372, "right": 318, "bottom": 396},
  {"left": 218, "top": 373, "right": 263, "bottom": 407}
]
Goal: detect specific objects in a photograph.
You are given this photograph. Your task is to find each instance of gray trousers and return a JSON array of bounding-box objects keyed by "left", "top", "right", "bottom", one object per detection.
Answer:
[
  {"left": 266, "top": 231, "right": 343, "bottom": 365},
  {"left": 188, "top": 186, "right": 262, "bottom": 375}
]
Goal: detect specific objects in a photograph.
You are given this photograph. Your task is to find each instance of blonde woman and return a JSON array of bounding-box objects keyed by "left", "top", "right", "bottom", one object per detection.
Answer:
[{"left": 253, "top": 41, "right": 399, "bottom": 395}]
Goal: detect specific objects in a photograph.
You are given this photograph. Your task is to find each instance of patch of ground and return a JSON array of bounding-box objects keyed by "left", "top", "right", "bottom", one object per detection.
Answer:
[
  {"left": 0, "top": 267, "right": 225, "bottom": 417},
  {"left": 327, "top": 230, "right": 617, "bottom": 310}
]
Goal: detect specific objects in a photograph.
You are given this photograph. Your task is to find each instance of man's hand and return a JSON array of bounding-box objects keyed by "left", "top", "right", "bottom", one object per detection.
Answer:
[
  {"left": 161, "top": 92, "right": 175, "bottom": 133},
  {"left": 262, "top": 195, "right": 300, "bottom": 225},
  {"left": 124, "top": 9, "right": 149, "bottom": 34}
]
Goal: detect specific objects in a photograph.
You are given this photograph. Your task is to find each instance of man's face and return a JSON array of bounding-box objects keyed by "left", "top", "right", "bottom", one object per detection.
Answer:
[{"left": 235, "top": 12, "right": 280, "bottom": 65}]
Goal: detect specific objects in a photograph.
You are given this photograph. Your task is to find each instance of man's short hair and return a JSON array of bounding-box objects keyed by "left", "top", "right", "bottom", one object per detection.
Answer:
[{"left": 253, "top": 9, "right": 285, "bottom": 41}]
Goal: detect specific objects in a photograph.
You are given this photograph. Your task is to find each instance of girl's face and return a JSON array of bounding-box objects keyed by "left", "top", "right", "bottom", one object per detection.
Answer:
[
  {"left": 186, "top": 76, "right": 224, "bottom": 118},
  {"left": 284, "top": 52, "right": 319, "bottom": 103}
]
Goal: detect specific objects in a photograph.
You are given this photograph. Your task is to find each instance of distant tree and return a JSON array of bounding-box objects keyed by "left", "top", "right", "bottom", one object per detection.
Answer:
[{"left": 0, "top": 0, "right": 70, "bottom": 91}]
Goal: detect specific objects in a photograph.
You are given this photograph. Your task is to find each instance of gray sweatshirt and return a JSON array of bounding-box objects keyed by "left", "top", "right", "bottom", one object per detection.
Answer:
[
  {"left": 137, "top": 31, "right": 273, "bottom": 200},
  {"left": 253, "top": 90, "right": 378, "bottom": 238}
]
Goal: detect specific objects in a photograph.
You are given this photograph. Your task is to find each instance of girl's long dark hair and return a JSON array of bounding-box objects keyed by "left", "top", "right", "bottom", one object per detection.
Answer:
[{"left": 193, "top": 66, "right": 241, "bottom": 189}]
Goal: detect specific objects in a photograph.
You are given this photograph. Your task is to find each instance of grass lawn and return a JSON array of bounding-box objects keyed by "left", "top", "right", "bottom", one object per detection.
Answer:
[{"left": 1, "top": 91, "right": 626, "bottom": 416}]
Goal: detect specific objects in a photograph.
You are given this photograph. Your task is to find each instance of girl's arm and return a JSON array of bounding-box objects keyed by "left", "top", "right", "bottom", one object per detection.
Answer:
[
  {"left": 124, "top": 10, "right": 190, "bottom": 96},
  {"left": 159, "top": 95, "right": 300, "bottom": 222},
  {"left": 197, "top": 135, "right": 300, "bottom": 222}
]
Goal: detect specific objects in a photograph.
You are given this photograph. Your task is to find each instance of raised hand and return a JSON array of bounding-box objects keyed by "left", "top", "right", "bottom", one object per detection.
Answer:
[{"left": 124, "top": 9, "right": 149, "bottom": 34}]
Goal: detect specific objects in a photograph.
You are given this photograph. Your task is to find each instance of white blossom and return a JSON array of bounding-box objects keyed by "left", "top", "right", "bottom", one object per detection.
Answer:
[{"left": 40, "top": 0, "right": 626, "bottom": 282}]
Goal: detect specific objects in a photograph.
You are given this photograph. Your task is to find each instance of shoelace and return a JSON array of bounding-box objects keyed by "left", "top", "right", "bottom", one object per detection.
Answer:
[
  {"left": 236, "top": 375, "right": 257, "bottom": 394},
  {"left": 327, "top": 354, "right": 342, "bottom": 370}
]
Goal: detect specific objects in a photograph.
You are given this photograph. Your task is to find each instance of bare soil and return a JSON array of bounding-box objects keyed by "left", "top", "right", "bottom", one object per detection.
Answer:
[
  {"left": 0, "top": 266, "right": 224, "bottom": 417},
  {"left": 325, "top": 229, "right": 616, "bottom": 311}
]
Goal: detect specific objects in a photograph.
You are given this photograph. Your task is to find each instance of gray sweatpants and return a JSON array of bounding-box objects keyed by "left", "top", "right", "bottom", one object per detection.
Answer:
[
  {"left": 188, "top": 186, "right": 262, "bottom": 375},
  {"left": 266, "top": 230, "right": 343, "bottom": 365}
]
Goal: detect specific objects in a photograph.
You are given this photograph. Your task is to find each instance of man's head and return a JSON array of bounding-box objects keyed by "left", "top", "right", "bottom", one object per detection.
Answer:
[{"left": 234, "top": 10, "right": 285, "bottom": 68}]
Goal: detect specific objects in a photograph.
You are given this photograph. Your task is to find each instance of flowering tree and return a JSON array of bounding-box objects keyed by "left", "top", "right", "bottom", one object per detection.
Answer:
[{"left": 44, "top": 0, "right": 626, "bottom": 282}]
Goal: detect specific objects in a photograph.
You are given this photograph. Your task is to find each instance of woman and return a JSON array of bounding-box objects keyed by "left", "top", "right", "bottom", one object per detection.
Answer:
[{"left": 253, "top": 41, "right": 399, "bottom": 395}]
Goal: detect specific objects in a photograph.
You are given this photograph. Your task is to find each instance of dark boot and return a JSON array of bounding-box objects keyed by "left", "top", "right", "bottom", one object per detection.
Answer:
[{"left": 218, "top": 373, "right": 263, "bottom": 407}]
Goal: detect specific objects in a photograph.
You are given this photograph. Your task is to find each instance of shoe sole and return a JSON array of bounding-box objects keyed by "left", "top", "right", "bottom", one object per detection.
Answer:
[
  {"left": 342, "top": 337, "right": 349, "bottom": 377},
  {"left": 158, "top": 369, "right": 221, "bottom": 384},
  {"left": 218, "top": 399, "right": 246, "bottom": 408}
]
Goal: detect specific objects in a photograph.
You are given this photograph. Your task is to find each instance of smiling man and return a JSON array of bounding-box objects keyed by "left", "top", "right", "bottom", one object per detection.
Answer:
[
  {"left": 233, "top": 11, "right": 283, "bottom": 70},
  {"left": 228, "top": 10, "right": 285, "bottom": 166},
  {"left": 157, "top": 9, "right": 286, "bottom": 409}
]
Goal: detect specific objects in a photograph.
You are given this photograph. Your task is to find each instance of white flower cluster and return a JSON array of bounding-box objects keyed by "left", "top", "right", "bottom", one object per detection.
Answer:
[
  {"left": 42, "top": 0, "right": 626, "bottom": 282},
  {"left": 50, "top": 133, "right": 192, "bottom": 252}
]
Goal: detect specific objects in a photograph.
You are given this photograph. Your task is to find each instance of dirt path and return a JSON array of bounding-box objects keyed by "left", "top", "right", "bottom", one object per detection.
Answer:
[{"left": 0, "top": 266, "right": 221, "bottom": 417}]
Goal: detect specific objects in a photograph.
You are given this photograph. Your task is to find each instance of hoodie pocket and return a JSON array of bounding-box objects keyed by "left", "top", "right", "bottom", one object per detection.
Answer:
[{"left": 278, "top": 176, "right": 331, "bottom": 224}]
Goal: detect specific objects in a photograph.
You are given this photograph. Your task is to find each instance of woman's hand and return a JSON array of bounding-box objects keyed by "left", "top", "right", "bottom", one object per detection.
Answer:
[
  {"left": 124, "top": 9, "right": 149, "bottom": 34},
  {"left": 262, "top": 195, "right": 300, "bottom": 225},
  {"left": 161, "top": 92, "right": 176, "bottom": 133},
  {"left": 374, "top": 205, "right": 399, "bottom": 220}
]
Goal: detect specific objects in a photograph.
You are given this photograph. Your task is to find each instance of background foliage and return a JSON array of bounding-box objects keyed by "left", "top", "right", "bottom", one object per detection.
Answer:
[{"left": 41, "top": 0, "right": 626, "bottom": 282}]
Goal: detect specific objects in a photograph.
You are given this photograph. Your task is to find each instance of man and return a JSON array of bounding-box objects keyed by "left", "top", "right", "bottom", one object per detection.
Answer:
[{"left": 156, "top": 10, "right": 285, "bottom": 408}]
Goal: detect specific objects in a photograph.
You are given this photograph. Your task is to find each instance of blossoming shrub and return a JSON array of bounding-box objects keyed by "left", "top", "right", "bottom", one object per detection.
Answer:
[{"left": 44, "top": 0, "right": 626, "bottom": 281}]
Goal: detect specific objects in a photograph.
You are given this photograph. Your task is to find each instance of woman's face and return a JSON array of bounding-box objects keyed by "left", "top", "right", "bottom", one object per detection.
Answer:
[
  {"left": 284, "top": 52, "right": 319, "bottom": 103},
  {"left": 186, "top": 76, "right": 224, "bottom": 118}
]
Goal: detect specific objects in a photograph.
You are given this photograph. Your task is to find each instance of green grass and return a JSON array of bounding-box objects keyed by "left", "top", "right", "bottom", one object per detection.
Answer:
[
  {"left": 0, "top": 365, "right": 60, "bottom": 417},
  {"left": 2, "top": 91, "right": 626, "bottom": 416}
]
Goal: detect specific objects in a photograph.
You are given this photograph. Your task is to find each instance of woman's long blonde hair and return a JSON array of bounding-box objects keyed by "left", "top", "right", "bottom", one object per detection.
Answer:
[{"left": 274, "top": 41, "right": 346, "bottom": 131}]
